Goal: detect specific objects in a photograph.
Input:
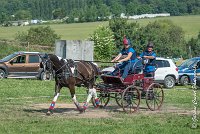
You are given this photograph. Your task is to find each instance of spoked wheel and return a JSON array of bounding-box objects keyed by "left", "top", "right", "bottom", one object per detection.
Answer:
[
  {"left": 121, "top": 85, "right": 140, "bottom": 113},
  {"left": 92, "top": 91, "right": 110, "bottom": 108},
  {"left": 146, "top": 83, "right": 164, "bottom": 111},
  {"left": 115, "top": 92, "right": 123, "bottom": 107}
]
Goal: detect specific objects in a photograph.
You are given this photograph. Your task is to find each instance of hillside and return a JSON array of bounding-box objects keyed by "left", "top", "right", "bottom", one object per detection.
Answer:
[{"left": 0, "top": 15, "right": 199, "bottom": 41}]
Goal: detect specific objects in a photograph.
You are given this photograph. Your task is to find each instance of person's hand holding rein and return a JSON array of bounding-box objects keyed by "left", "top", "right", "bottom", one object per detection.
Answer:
[
  {"left": 143, "top": 55, "right": 155, "bottom": 59},
  {"left": 111, "top": 53, "right": 122, "bottom": 62}
]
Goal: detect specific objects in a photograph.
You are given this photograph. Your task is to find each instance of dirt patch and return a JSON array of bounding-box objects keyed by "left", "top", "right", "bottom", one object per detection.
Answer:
[
  {"left": 29, "top": 103, "right": 113, "bottom": 118},
  {"left": 28, "top": 103, "right": 199, "bottom": 118}
]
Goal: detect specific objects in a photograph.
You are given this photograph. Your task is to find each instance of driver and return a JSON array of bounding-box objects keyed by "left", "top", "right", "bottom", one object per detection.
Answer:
[
  {"left": 138, "top": 42, "right": 156, "bottom": 77},
  {"left": 110, "top": 36, "right": 137, "bottom": 81}
]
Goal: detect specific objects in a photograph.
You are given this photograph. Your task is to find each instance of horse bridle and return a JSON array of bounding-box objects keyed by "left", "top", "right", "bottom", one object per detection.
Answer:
[{"left": 42, "top": 56, "right": 74, "bottom": 79}]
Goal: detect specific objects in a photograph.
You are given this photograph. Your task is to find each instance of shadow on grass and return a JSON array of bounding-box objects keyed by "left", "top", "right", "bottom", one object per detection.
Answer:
[
  {"left": 23, "top": 107, "right": 79, "bottom": 114},
  {"left": 100, "top": 105, "right": 149, "bottom": 113}
]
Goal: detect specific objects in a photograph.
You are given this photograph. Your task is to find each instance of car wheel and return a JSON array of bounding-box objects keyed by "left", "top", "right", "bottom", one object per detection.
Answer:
[
  {"left": 164, "top": 76, "right": 175, "bottom": 89},
  {"left": 0, "top": 69, "right": 6, "bottom": 79},
  {"left": 180, "top": 76, "right": 189, "bottom": 86},
  {"left": 40, "top": 71, "right": 53, "bottom": 81}
]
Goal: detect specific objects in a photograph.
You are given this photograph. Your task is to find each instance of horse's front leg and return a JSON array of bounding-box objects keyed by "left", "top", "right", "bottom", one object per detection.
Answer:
[{"left": 46, "top": 84, "right": 61, "bottom": 115}]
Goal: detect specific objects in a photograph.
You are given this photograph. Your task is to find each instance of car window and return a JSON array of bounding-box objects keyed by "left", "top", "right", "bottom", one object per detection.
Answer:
[
  {"left": 196, "top": 61, "right": 200, "bottom": 69},
  {"left": 12, "top": 55, "right": 26, "bottom": 63},
  {"left": 1, "top": 53, "right": 16, "bottom": 62},
  {"left": 155, "top": 60, "right": 170, "bottom": 68},
  {"left": 155, "top": 60, "right": 164, "bottom": 68},
  {"left": 180, "top": 59, "right": 196, "bottom": 68},
  {"left": 163, "top": 60, "right": 170, "bottom": 67},
  {"left": 29, "top": 55, "right": 39, "bottom": 63}
]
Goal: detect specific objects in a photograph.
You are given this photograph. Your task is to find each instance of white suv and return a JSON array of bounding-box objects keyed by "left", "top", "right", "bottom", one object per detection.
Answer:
[
  {"left": 154, "top": 57, "right": 178, "bottom": 88},
  {"left": 101, "top": 57, "right": 178, "bottom": 88}
]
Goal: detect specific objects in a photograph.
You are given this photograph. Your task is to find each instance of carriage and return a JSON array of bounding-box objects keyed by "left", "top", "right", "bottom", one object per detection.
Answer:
[
  {"left": 41, "top": 54, "right": 164, "bottom": 114},
  {"left": 92, "top": 64, "right": 164, "bottom": 113}
]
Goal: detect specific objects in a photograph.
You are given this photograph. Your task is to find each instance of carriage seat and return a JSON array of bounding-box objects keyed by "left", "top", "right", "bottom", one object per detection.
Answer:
[
  {"left": 144, "top": 72, "right": 155, "bottom": 78},
  {"left": 127, "top": 66, "right": 143, "bottom": 75}
]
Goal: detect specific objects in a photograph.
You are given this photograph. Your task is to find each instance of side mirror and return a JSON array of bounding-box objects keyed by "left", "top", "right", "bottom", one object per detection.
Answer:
[
  {"left": 192, "top": 62, "right": 200, "bottom": 70},
  {"left": 10, "top": 60, "right": 13, "bottom": 65},
  {"left": 196, "top": 62, "right": 200, "bottom": 69}
]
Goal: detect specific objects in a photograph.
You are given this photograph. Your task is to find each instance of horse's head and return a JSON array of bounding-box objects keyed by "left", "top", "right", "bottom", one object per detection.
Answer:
[{"left": 40, "top": 53, "right": 53, "bottom": 73}]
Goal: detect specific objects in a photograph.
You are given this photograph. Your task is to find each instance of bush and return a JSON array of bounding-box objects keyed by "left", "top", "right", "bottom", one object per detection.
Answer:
[
  {"left": 89, "top": 25, "right": 116, "bottom": 61},
  {"left": 15, "top": 26, "right": 60, "bottom": 46}
]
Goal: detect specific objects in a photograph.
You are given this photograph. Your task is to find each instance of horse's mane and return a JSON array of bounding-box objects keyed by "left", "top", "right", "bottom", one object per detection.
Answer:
[{"left": 48, "top": 54, "right": 66, "bottom": 72}]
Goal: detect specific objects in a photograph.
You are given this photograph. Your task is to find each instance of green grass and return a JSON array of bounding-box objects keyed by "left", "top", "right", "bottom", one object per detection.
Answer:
[
  {"left": 0, "top": 79, "right": 199, "bottom": 133},
  {"left": 0, "top": 15, "right": 199, "bottom": 41},
  {"left": 129, "top": 15, "right": 200, "bottom": 40},
  {"left": 0, "top": 21, "right": 108, "bottom": 40}
]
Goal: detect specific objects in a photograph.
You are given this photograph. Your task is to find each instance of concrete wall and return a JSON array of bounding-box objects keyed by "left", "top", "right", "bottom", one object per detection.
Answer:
[{"left": 55, "top": 40, "right": 94, "bottom": 61}]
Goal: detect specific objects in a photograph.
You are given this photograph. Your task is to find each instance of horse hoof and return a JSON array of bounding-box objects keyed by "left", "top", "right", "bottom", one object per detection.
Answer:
[
  {"left": 46, "top": 110, "right": 53, "bottom": 116},
  {"left": 79, "top": 108, "right": 85, "bottom": 113}
]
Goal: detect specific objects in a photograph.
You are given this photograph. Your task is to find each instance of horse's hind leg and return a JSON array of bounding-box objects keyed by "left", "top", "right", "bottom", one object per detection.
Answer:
[
  {"left": 92, "top": 87, "right": 100, "bottom": 107},
  {"left": 46, "top": 84, "right": 61, "bottom": 115},
  {"left": 83, "top": 81, "right": 100, "bottom": 110},
  {"left": 83, "top": 87, "right": 99, "bottom": 109},
  {"left": 69, "top": 85, "right": 85, "bottom": 113}
]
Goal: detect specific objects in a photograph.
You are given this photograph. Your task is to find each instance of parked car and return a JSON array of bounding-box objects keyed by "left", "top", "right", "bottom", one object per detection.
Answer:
[
  {"left": 0, "top": 51, "right": 49, "bottom": 80},
  {"left": 101, "top": 57, "right": 178, "bottom": 88},
  {"left": 178, "top": 57, "right": 200, "bottom": 86}
]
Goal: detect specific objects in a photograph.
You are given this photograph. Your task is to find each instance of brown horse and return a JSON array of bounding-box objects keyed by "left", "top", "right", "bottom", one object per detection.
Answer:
[{"left": 40, "top": 54, "right": 100, "bottom": 115}]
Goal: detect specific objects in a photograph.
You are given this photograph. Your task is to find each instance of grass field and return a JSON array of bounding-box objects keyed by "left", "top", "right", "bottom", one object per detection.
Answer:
[
  {"left": 0, "top": 79, "right": 199, "bottom": 134},
  {"left": 0, "top": 15, "right": 199, "bottom": 41}
]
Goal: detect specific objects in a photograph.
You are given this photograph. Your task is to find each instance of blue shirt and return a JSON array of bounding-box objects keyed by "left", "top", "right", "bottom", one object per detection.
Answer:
[
  {"left": 140, "top": 51, "right": 156, "bottom": 73},
  {"left": 120, "top": 46, "right": 136, "bottom": 63}
]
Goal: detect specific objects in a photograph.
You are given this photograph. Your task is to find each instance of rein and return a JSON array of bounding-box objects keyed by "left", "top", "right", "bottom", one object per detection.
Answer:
[{"left": 74, "top": 60, "right": 118, "bottom": 64}]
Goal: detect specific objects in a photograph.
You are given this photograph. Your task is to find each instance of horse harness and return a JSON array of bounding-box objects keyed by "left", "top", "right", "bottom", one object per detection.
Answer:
[{"left": 51, "top": 59, "right": 95, "bottom": 83}]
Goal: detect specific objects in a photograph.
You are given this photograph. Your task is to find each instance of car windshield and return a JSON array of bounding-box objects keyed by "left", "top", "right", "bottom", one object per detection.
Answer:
[
  {"left": 179, "top": 59, "right": 196, "bottom": 68},
  {"left": 0, "top": 53, "right": 17, "bottom": 62}
]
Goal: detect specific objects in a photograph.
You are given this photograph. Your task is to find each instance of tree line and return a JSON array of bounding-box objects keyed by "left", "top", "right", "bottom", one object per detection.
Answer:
[{"left": 0, "top": 0, "right": 200, "bottom": 23}]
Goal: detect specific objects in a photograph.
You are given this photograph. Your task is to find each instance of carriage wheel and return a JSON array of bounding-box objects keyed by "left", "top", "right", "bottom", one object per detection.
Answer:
[
  {"left": 121, "top": 85, "right": 140, "bottom": 113},
  {"left": 115, "top": 92, "right": 123, "bottom": 107},
  {"left": 146, "top": 83, "right": 164, "bottom": 111},
  {"left": 92, "top": 91, "right": 110, "bottom": 108}
]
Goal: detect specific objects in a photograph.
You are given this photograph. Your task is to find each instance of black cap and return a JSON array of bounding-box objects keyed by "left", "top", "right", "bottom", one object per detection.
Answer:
[{"left": 147, "top": 42, "right": 154, "bottom": 48}]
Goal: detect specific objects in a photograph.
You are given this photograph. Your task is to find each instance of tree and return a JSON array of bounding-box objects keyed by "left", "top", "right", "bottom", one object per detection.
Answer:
[
  {"left": 109, "top": 18, "right": 187, "bottom": 58},
  {"left": 85, "top": 5, "right": 98, "bottom": 22},
  {"left": 138, "top": 20, "right": 186, "bottom": 58},
  {"left": 89, "top": 26, "right": 116, "bottom": 60},
  {"left": 97, "top": 4, "right": 110, "bottom": 21},
  {"left": 15, "top": 10, "right": 32, "bottom": 20},
  {"left": 109, "top": 18, "right": 140, "bottom": 52},
  {"left": 110, "top": 2, "right": 125, "bottom": 17},
  {"left": 0, "top": 12, "right": 8, "bottom": 24},
  {"left": 187, "top": 32, "right": 200, "bottom": 57},
  {"left": 52, "top": 8, "right": 65, "bottom": 19},
  {"left": 126, "top": 2, "right": 138, "bottom": 15}
]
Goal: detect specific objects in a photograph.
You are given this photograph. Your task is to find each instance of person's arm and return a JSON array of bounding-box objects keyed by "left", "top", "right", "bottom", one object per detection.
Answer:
[
  {"left": 143, "top": 53, "right": 156, "bottom": 59},
  {"left": 118, "top": 52, "right": 133, "bottom": 62},
  {"left": 137, "top": 52, "right": 144, "bottom": 59},
  {"left": 111, "top": 53, "right": 122, "bottom": 62}
]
